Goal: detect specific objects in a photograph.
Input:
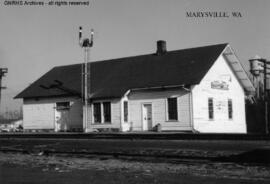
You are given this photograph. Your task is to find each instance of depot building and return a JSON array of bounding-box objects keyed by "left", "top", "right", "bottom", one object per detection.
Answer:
[{"left": 15, "top": 41, "right": 255, "bottom": 133}]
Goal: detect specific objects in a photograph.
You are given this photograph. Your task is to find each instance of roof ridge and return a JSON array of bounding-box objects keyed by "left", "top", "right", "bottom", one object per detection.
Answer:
[
  {"left": 53, "top": 43, "right": 229, "bottom": 68},
  {"left": 91, "top": 43, "right": 228, "bottom": 64}
]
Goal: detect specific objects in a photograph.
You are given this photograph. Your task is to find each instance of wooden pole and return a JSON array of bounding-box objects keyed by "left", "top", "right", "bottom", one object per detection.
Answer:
[{"left": 263, "top": 59, "right": 269, "bottom": 134}]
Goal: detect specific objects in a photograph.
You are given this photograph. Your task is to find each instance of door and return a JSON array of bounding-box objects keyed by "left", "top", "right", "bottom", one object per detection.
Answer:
[
  {"left": 55, "top": 109, "right": 69, "bottom": 132},
  {"left": 55, "top": 102, "right": 70, "bottom": 132},
  {"left": 142, "top": 104, "right": 152, "bottom": 131}
]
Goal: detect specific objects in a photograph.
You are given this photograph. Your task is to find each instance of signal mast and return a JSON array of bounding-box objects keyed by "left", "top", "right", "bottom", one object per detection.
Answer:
[
  {"left": 0, "top": 68, "right": 8, "bottom": 112},
  {"left": 79, "top": 27, "right": 94, "bottom": 132}
]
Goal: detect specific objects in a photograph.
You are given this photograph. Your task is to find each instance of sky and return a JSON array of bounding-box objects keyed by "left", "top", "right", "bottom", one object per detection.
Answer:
[{"left": 0, "top": 0, "right": 270, "bottom": 114}]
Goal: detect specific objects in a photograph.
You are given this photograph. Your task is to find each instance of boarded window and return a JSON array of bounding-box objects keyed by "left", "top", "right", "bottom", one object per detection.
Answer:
[
  {"left": 228, "top": 99, "right": 233, "bottom": 119},
  {"left": 56, "top": 102, "right": 70, "bottom": 110},
  {"left": 103, "top": 102, "right": 111, "bottom": 123},
  {"left": 93, "top": 103, "right": 101, "bottom": 123},
  {"left": 167, "top": 98, "right": 178, "bottom": 120},
  {"left": 124, "top": 101, "right": 128, "bottom": 122},
  {"left": 208, "top": 98, "right": 214, "bottom": 120}
]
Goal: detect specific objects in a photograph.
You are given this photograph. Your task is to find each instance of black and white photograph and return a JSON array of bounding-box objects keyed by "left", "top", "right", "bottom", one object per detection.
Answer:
[{"left": 0, "top": 0, "right": 270, "bottom": 183}]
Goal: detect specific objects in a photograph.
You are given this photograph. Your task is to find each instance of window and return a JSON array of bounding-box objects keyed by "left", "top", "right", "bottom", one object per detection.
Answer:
[
  {"left": 228, "top": 99, "right": 233, "bottom": 119},
  {"left": 167, "top": 98, "right": 178, "bottom": 120},
  {"left": 93, "top": 102, "right": 111, "bottom": 124},
  {"left": 93, "top": 103, "right": 101, "bottom": 123},
  {"left": 103, "top": 102, "right": 111, "bottom": 123},
  {"left": 124, "top": 101, "right": 128, "bottom": 122},
  {"left": 208, "top": 98, "right": 214, "bottom": 120},
  {"left": 56, "top": 102, "right": 70, "bottom": 110}
]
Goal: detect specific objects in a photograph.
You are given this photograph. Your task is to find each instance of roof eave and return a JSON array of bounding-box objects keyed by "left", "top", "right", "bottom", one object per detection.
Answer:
[{"left": 222, "top": 45, "right": 256, "bottom": 94}]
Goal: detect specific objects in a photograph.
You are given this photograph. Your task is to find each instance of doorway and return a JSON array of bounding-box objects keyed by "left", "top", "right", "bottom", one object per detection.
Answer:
[
  {"left": 55, "top": 102, "right": 70, "bottom": 132},
  {"left": 142, "top": 104, "right": 152, "bottom": 131}
]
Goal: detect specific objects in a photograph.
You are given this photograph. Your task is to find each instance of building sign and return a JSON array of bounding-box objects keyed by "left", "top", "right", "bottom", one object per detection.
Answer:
[
  {"left": 211, "top": 80, "right": 229, "bottom": 90},
  {"left": 211, "top": 74, "right": 231, "bottom": 90}
]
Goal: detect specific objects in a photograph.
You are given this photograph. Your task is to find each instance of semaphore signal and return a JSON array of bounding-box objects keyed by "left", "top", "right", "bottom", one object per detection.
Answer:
[{"left": 79, "top": 26, "right": 94, "bottom": 132}]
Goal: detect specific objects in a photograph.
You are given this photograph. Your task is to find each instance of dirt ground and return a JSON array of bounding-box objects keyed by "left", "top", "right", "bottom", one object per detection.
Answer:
[
  {"left": 1, "top": 138, "right": 270, "bottom": 183},
  {"left": 1, "top": 139, "right": 270, "bottom": 158},
  {"left": 0, "top": 152, "right": 270, "bottom": 184}
]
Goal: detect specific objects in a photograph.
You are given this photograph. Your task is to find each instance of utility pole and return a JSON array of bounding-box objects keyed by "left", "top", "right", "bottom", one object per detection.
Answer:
[
  {"left": 79, "top": 27, "right": 94, "bottom": 132},
  {"left": 261, "top": 58, "right": 269, "bottom": 134},
  {"left": 0, "top": 68, "right": 8, "bottom": 112},
  {"left": 249, "top": 57, "right": 270, "bottom": 134}
]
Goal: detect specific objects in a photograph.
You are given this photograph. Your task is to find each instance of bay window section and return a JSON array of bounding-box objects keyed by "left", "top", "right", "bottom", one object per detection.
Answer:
[
  {"left": 124, "top": 101, "right": 128, "bottom": 122},
  {"left": 103, "top": 102, "right": 111, "bottom": 123},
  {"left": 93, "top": 103, "right": 101, "bottom": 123},
  {"left": 93, "top": 102, "right": 111, "bottom": 124}
]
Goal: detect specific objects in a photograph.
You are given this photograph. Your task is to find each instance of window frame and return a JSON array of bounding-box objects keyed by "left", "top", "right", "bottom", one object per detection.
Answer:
[
  {"left": 56, "top": 102, "right": 70, "bottom": 110},
  {"left": 103, "top": 102, "right": 111, "bottom": 123},
  {"left": 208, "top": 98, "right": 214, "bottom": 120},
  {"left": 92, "top": 101, "right": 112, "bottom": 124},
  {"left": 228, "top": 99, "right": 233, "bottom": 120},
  {"left": 167, "top": 97, "right": 178, "bottom": 121},
  {"left": 123, "top": 101, "right": 128, "bottom": 122},
  {"left": 93, "top": 103, "right": 101, "bottom": 123}
]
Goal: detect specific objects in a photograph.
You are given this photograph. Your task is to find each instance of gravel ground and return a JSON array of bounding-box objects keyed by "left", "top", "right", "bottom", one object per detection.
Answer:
[
  {"left": 0, "top": 138, "right": 270, "bottom": 183},
  {"left": 1, "top": 139, "right": 269, "bottom": 158},
  {"left": 0, "top": 152, "right": 270, "bottom": 184}
]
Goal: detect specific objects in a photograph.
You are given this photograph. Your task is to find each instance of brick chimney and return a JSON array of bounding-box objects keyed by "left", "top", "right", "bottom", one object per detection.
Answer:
[{"left": 156, "top": 40, "right": 167, "bottom": 55}]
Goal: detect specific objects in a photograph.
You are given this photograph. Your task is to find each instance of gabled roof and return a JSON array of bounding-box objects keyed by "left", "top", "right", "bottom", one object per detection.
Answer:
[{"left": 16, "top": 43, "right": 233, "bottom": 99}]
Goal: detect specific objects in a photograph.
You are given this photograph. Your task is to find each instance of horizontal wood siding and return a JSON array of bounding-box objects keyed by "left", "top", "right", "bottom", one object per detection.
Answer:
[
  {"left": 23, "top": 102, "right": 55, "bottom": 129},
  {"left": 23, "top": 97, "right": 83, "bottom": 130},
  {"left": 128, "top": 89, "right": 192, "bottom": 131}
]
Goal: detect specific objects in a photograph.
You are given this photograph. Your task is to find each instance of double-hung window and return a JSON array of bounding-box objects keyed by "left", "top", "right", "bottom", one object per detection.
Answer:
[
  {"left": 208, "top": 98, "right": 214, "bottom": 120},
  {"left": 228, "top": 99, "right": 233, "bottom": 119},
  {"left": 103, "top": 102, "right": 111, "bottom": 123},
  {"left": 123, "top": 101, "right": 128, "bottom": 122},
  {"left": 93, "top": 103, "right": 101, "bottom": 123},
  {"left": 93, "top": 102, "right": 111, "bottom": 124},
  {"left": 167, "top": 98, "right": 178, "bottom": 121}
]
